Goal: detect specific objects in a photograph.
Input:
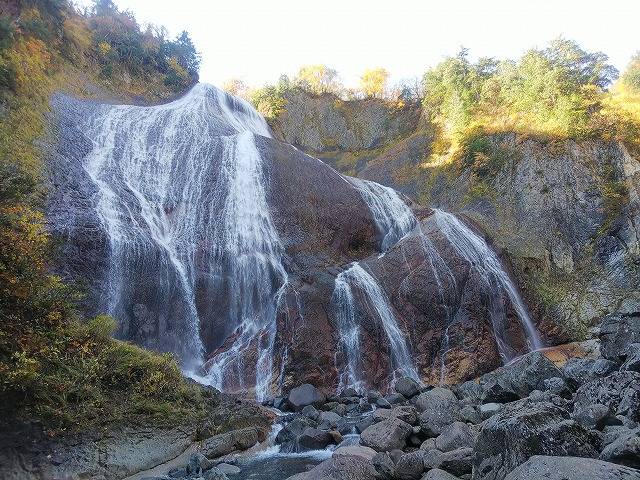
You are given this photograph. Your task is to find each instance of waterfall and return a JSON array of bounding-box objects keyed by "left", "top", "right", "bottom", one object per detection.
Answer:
[
  {"left": 333, "top": 263, "right": 419, "bottom": 387},
  {"left": 346, "top": 177, "right": 417, "bottom": 251},
  {"left": 332, "top": 272, "right": 364, "bottom": 391},
  {"left": 204, "top": 130, "right": 288, "bottom": 400},
  {"left": 332, "top": 177, "right": 421, "bottom": 389},
  {"left": 81, "top": 84, "right": 287, "bottom": 389},
  {"left": 432, "top": 209, "right": 543, "bottom": 359},
  {"left": 77, "top": 80, "right": 543, "bottom": 397}
]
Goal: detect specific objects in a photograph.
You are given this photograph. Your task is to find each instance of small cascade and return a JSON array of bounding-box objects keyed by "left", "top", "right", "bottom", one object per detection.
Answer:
[
  {"left": 331, "top": 272, "right": 364, "bottom": 391},
  {"left": 432, "top": 209, "right": 543, "bottom": 359},
  {"left": 333, "top": 263, "right": 419, "bottom": 388},
  {"left": 332, "top": 177, "right": 422, "bottom": 390},
  {"left": 346, "top": 177, "right": 417, "bottom": 251}
]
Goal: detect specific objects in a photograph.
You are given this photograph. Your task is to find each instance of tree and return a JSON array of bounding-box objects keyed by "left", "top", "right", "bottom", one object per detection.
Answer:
[
  {"left": 543, "top": 37, "right": 618, "bottom": 89},
  {"left": 93, "top": 0, "right": 117, "bottom": 16},
  {"left": 294, "top": 64, "right": 341, "bottom": 94},
  {"left": 422, "top": 50, "right": 481, "bottom": 137},
  {"left": 359, "top": 67, "right": 389, "bottom": 98},
  {"left": 622, "top": 52, "right": 640, "bottom": 92}
]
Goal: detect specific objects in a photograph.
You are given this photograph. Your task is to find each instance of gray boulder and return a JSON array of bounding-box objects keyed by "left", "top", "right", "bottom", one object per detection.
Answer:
[
  {"left": 416, "top": 388, "right": 460, "bottom": 437},
  {"left": 504, "top": 455, "right": 640, "bottom": 480},
  {"left": 201, "top": 428, "right": 260, "bottom": 459},
  {"left": 302, "top": 405, "right": 320, "bottom": 421},
  {"left": 373, "top": 405, "right": 419, "bottom": 425},
  {"left": 203, "top": 467, "right": 229, "bottom": 480},
  {"left": 394, "top": 451, "right": 425, "bottom": 480},
  {"left": 543, "top": 376, "right": 572, "bottom": 398},
  {"left": 574, "top": 371, "right": 640, "bottom": 422},
  {"left": 215, "top": 463, "right": 241, "bottom": 475},
  {"left": 435, "top": 422, "right": 477, "bottom": 452},
  {"left": 600, "top": 312, "right": 640, "bottom": 363},
  {"left": 187, "top": 452, "right": 213, "bottom": 475},
  {"left": 424, "top": 447, "right": 474, "bottom": 476},
  {"left": 368, "top": 390, "right": 382, "bottom": 403},
  {"left": 286, "top": 455, "right": 378, "bottom": 480},
  {"left": 421, "top": 468, "right": 462, "bottom": 480},
  {"left": 372, "top": 452, "right": 395, "bottom": 479},
  {"left": 473, "top": 402, "right": 601, "bottom": 480},
  {"left": 356, "top": 415, "right": 375, "bottom": 433},
  {"left": 563, "top": 358, "right": 618, "bottom": 386},
  {"left": 318, "top": 411, "right": 347, "bottom": 432},
  {"left": 275, "top": 416, "right": 316, "bottom": 449},
  {"left": 298, "top": 427, "right": 335, "bottom": 451},
  {"left": 395, "top": 377, "right": 421, "bottom": 398},
  {"left": 420, "top": 438, "right": 437, "bottom": 451},
  {"left": 621, "top": 344, "right": 640, "bottom": 373},
  {"left": 340, "top": 387, "right": 359, "bottom": 398},
  {"left": 603, "top": 426, "right": 637, "bottom": 446},
  {"left": 332, "top": 404, "right": 348, "bottom": 417},
  {"left": 376, "top": 397, "right": 392, "bottom": 409},
  {"left": 459, "top": 405, "right": 481, "bottom": 424},
  {"left": 167, "top": 466, "right": 187, "bottom": 478},
  {"left": 455, "top": 380, "right": 483, "bottom": 404},
  {"left": 360, "top": 418, "right": 413, "bottom": 452},
  {"left": 479, "top": 403, "right": 502, "bottom": 420},
  {"left": 480, "top": 352, "right": 563, "bottom": 399},
  {"left": 333, "top": 445, "right": 377, "bottom": 461},
  {"left": 600, "top": 430, "right": 640, "bottom": 469},
  {"left": 386, "top": 393, "right": 407, "bottom": 405},
  {"left": 288, "top": 384, "right": 325, "bottom": 410},
  {"left": 481, "top": 381, "right": 519, "bottom": 404},
  {"left": 572, "top": 403, "right": 623, "bottom": 430}
]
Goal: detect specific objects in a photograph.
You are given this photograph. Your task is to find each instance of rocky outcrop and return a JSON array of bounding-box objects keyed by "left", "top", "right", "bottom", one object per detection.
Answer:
[
  {"left": 0, "top": 393, "right": 271, "bottom": 480},
  {"left": 270, "top": 89, "right": 422, "bottom": 157},
  {"left": 286, "top": 454, "right": 379, "bottom": 480},
  {"left": 426, "top": 135, "right": 640, "bottom": 345},
  {"left": 274, "top": 93, "right": 640, "bottom": 351},
  {"left": 473, "top": 402, "right": 601, "bottom": 480},
  {"left": 504, "top": 455, "right": 640, "bottom": 480}
]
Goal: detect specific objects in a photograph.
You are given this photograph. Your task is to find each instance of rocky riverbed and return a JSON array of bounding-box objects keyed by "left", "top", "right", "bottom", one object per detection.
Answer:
[{"left": 122, "top": 310, "right": 640, "bottom": 480}]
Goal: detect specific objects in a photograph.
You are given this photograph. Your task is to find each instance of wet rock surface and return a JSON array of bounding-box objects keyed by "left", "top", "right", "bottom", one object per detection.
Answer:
[{"left": 47, "top": 90, "right": 559, "bottom": 397}]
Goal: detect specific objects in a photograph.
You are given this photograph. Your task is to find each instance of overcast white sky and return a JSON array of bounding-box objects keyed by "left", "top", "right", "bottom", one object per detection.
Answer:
[{"left": 76, "top": 0, "right": 640, "bottom": 88}]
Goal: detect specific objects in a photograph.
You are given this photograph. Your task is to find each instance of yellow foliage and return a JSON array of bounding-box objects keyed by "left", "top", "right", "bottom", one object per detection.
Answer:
[
  {"left": 63, "top": 17, "right": 93, "bottom": 57},
  {"left": 359, "top": 67, "right": 389, "bottom": 98},
  {"left": 222, "top": 78, "right": 250, "bottom": 99},
  {"left": 167, "top": 55, "right": 188, "bottom": 80},
  {"left": 97, "top": 41, "right": 112, "bottom": 56},
  {"left": 295, "top": 64, "right": 341, "bottom": 94}
]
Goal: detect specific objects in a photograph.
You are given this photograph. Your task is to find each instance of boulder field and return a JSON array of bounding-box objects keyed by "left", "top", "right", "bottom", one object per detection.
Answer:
[{"left": 255, "top": 318, "right": 640, "bottom": 480}]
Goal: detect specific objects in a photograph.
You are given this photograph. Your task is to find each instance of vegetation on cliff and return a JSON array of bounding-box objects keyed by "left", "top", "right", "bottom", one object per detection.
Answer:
[
  {"left": 422, "top": 39, "right": 639, "bottom": 165},
  {"left": 0, "top": 0, "right": 205, "bottom": 432}
]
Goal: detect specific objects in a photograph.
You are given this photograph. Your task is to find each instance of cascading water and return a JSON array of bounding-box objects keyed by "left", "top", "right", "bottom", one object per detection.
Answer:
[
  {"left": 331, "top": 273, "right": 364, "bottom": 391},
  {"left": 203, "top": 129, "right": 288, "bottom": 400},
  {"left": 433, "top": 208, "right": 543, "bottom": 360},
  {"left": 334, "top": 263, "right": 419, "bottom": 384},
  {"left": 346, "top": 177, "right": 417, "bottom": 251},
  {"left": 81, "top": 84, "right": 287, "bottom": 389},
  {"left": 75, "top": 80, "right": 542, "bottom": 399},
  {"left": 332, "top": 177, "right": 421, "bottom": 389}
]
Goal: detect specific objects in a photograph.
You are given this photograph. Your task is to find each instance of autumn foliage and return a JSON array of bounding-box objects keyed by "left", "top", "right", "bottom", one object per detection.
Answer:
[{"left": 0, "top": 0, "right": 207, "bottom": 432}]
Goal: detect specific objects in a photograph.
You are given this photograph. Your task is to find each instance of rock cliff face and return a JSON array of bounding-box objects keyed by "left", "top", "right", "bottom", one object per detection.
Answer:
[
  {"left": 45, "top": 84, "right": 549, "bottom": 397},
  {"left": 426, "top": 135, "right": 640, "bottom": 341},
  {"left": 270, "top": 92, "right": 640, "bottom": 346}
]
